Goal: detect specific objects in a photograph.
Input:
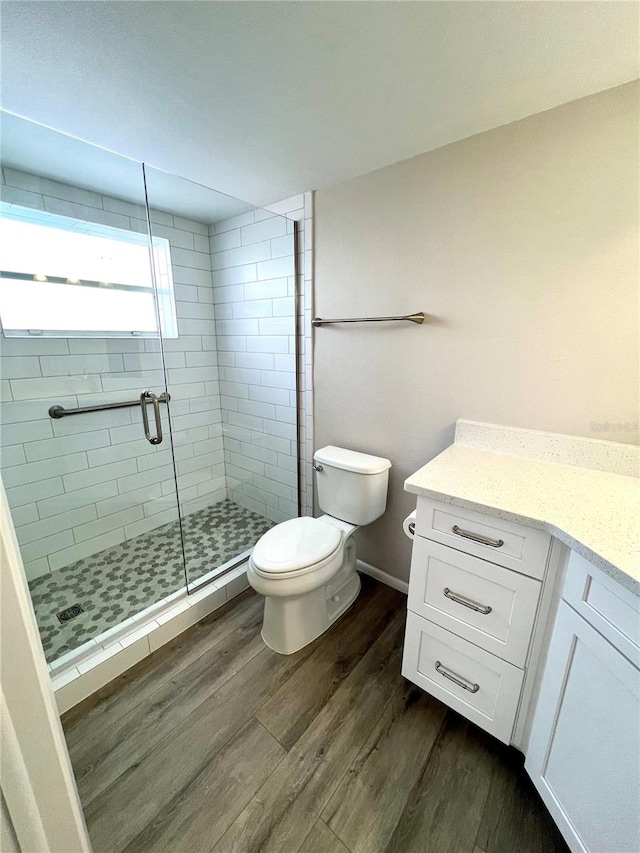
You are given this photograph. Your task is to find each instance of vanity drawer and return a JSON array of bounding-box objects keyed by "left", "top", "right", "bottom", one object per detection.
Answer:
[
  {"left": 408, "top": 537, "right": 541, "bottom": 666},
  {"left": 415, "top": 497, "right": 551, "bottom": 580},
  {"left": 402, "top": 611, "right": 523, "bottom": 743}
]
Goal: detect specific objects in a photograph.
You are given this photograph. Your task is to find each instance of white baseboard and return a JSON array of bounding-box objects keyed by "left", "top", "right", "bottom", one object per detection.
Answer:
[{"left": 357, "top": 560, "right": 408, "bottom": 595}]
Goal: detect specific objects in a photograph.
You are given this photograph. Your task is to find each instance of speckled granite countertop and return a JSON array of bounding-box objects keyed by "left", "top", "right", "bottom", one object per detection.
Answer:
[{"left": 405, "top": 421, "right": 640, "bottom": 595}]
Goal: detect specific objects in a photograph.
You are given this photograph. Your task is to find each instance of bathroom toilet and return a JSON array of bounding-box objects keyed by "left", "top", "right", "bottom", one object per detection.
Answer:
[{"left": 248, "top": 445, "right": 392, "bottom": 654}]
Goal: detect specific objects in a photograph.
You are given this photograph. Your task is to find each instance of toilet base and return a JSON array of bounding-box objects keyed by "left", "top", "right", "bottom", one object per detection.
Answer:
[{"left": 261, "top": 547, "right": 361, "bottom": 655}]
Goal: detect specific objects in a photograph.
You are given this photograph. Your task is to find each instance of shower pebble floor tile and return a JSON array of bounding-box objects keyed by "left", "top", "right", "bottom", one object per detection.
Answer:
[{"left": 29, "top": 499, "right": 274, "bottom": 663}]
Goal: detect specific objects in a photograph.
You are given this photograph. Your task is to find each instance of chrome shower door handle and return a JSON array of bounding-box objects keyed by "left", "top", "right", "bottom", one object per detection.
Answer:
[
  {"left": 139, "top": 390, "right": 163, "bottom": 445},
  {"left": 150, "top": 392, "right": 163, "bottom": 445}
]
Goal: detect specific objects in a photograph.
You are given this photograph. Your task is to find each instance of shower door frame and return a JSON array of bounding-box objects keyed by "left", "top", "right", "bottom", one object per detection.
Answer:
[{"left": 141, "top": 165, "right": 303, "bottom": 597}]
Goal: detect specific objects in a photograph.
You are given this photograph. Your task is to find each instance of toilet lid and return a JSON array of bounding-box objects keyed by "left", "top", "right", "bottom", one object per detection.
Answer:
[{"left": 252, "top": 517, "right": 342, "bottom": 574}]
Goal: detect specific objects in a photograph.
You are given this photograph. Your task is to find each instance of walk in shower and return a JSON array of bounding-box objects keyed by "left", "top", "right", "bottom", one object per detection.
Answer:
[{"left": 0, "top": 113, "right": 300, "bottom": 664}]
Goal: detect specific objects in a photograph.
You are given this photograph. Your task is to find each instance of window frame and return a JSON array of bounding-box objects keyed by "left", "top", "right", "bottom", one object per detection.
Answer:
[{"left": 0, "top": 202, "right": 178, "bottom": 339}]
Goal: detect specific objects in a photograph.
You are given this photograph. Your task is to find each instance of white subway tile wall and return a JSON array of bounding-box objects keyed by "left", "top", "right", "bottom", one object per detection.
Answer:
[
  {"left": 1, "top": 170, "right": 314, "bottom": 583},
  {"left": 210, "top": 192, "right": 313, "bottom": 523},
  {"left": 0, "top": 174, "right": 313, "bottom": 579},
  {"left": 0, "top": 168, "right": 224, "bottom": 581}
]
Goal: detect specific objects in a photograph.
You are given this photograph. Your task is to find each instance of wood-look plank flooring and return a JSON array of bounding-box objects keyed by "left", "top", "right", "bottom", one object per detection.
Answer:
[{"left": 62, "top": 578, "right": 569, "bottom": 853}]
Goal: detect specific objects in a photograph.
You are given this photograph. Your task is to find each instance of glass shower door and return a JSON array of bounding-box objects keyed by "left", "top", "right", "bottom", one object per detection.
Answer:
[
  {"left": 143, "top": 167, "right": 299, "bottom": 592},
  {"left": 0, "top": 114, "right": 186, "bottom": 663}
]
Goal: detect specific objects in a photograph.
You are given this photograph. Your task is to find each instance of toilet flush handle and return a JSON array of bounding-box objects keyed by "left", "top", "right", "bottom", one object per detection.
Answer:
[{"left": 313, "top": 463, "right": 323, "bottom": 472}]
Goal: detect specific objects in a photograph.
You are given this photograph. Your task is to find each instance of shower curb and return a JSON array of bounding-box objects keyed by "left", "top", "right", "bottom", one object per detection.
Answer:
[{"left": 51, "top": 563, "right": 250, "bottom": 714}]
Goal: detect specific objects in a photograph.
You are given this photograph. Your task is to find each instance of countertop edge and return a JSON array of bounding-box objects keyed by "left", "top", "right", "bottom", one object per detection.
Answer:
[{"left": 404, "top": 483, "right": 640, "bottom": 597}]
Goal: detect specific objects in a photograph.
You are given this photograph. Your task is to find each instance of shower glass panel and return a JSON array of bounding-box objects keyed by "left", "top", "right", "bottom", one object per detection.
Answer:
[
  {"left": 0, "top": 114, "right": 185, "bottom": 663},
  {"left": 143, "top": 167, "right": 299, "bottom": 591}
]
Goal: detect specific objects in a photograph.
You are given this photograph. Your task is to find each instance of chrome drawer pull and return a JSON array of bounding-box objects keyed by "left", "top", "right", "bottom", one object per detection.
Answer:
[
  {"left": 451, "top": 524, "right": 504, "bottom": 548},
  {"left": 435, "top": 660, "right": 480, "bottom": 693},
  {"left": 443, "top": 587, "right": 492, "bottom": 615}
]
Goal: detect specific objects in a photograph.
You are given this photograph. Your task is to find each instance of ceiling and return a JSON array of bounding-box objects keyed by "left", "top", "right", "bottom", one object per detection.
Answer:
[
  {"left": 0, "top": 113, "right": 255, "bottom": 223},
  {"left": 1, "top": 1, "right": 638, "bottom": 208}
]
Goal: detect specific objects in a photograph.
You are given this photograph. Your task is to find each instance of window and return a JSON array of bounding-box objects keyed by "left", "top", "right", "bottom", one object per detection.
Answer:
[{"left": 0, "top": 203, "right": 178, "bottom": 338}]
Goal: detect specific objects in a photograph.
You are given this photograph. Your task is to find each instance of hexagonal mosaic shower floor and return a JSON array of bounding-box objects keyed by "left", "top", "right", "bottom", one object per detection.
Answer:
[{"left": 28, "top": 499, "right": 274, "bottom": 664}]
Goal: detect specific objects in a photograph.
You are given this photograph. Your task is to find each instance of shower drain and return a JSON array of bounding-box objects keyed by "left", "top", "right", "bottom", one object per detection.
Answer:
[{"left": 56, "top": 604, "right": 84, "bottom": 624}]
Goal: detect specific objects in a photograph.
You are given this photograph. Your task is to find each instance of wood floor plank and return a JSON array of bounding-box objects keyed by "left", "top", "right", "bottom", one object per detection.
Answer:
[
  {"left": 63, "top": 589, "right": 261, "bottom": 742},
  {"left": 256, "top": 580, "right": 405, "bottom": 748},
  {"left": 83, "top": 639, "right": 319, "bottom": 853},
  {"left": 299, "top": 819, "right": 351, "bottom": 853},
  {"left": 211, "top": 609, "right": 406, "bottom": 853},
  {"left": 385, "top": 712, "right": 497, "bottom": 853},
  {"left": 72, "top": 604, "right": 266, "bottom": 806},
  {"left": 322, "top": 683, "right": 447, "bottom": 853},
  {"left": 122, "top": 718, "right": 286, "bottom": 853},
  {"left": 474, "top": 743, "right": 569, "bottom": 853},
  {"left": 64, "top": 580, "right": 567, "bottom": 853}
]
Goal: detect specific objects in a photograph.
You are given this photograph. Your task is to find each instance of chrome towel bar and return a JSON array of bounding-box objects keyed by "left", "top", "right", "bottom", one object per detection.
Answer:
[
  {"left": 312, "top": 312, "right": 425, "bottom": 327},
  {"left": 49, "top": 392, "right": 170, "bottom": 419}
]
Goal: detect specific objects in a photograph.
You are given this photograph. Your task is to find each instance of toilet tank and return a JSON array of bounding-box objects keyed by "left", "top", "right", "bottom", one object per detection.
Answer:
[{"left": 314, "top": 446, "right": 392, "bottom": 526}]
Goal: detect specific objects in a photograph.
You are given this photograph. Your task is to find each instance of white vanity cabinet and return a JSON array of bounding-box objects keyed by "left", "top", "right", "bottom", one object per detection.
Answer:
[
  {"left": 402, "top": 497, "right": 551, "bottom": 743},
  {"left": 525, "top": 552, "right": 640, "bottom": 853},
  {"left": 403, "top": 423, "right": 640, "bottom": 852}
]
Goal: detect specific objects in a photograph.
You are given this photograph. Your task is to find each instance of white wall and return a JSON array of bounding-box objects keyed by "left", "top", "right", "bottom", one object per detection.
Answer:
[
  {"left": 313, "top": 82, "right": 639, "bottom": 582},
  {"left": 0, "top": 168, "right": 224, "bottom": 580}
]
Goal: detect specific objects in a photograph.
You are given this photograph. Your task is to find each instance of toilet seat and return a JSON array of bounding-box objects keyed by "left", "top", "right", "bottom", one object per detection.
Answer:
[{"left": 251, "top": 517, "right": 342, "bottom": 575}]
